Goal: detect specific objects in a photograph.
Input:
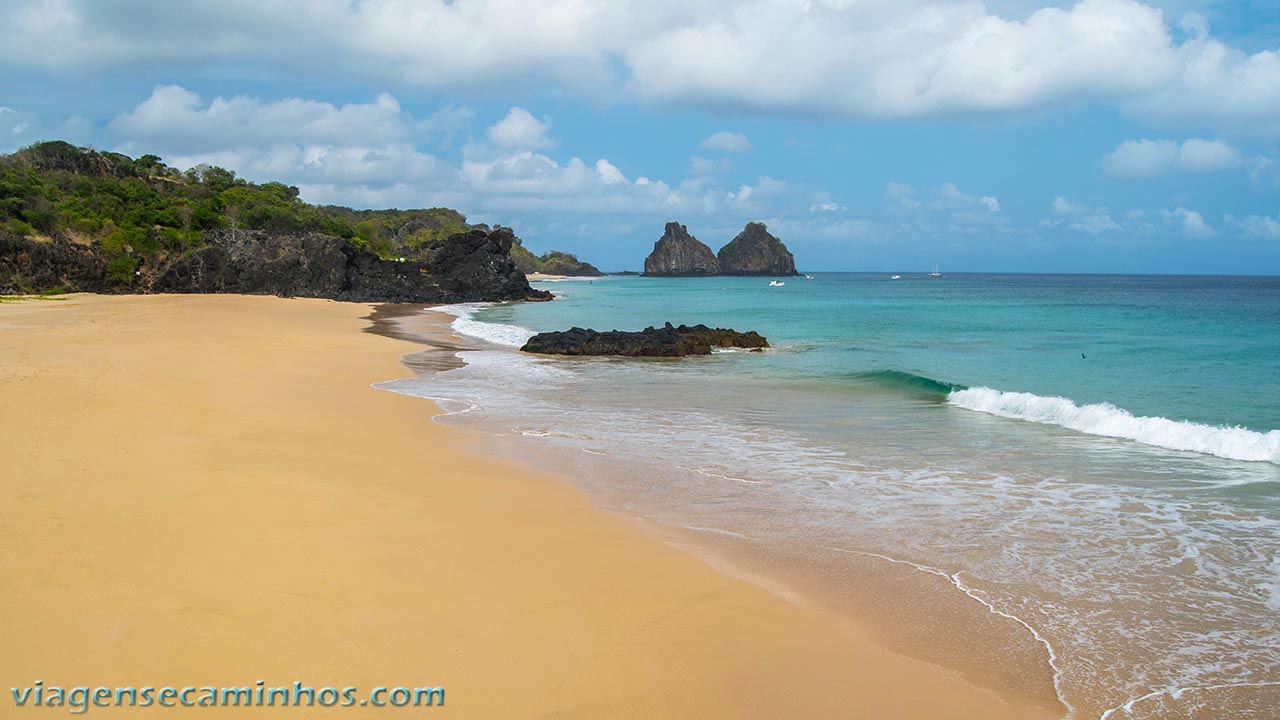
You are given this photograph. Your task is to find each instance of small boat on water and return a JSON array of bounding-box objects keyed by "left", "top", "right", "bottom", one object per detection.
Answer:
[
  {"left": 804, "top": 275, "right": 814, "bottom": 280},
  {"left": 929, "top": 264, "right": 944, "bottom": 278},
  {"left": 769, "top": 280, "right": 786, "bottom": 287},
  {"left": 890, "top": 274, "right": 901, "bottom": 280}
]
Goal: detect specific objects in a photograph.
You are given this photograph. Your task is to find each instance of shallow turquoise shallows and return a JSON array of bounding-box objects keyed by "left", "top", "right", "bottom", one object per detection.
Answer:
[{"left": 379, "top": 272, "right": 1280, "bottom": 719}]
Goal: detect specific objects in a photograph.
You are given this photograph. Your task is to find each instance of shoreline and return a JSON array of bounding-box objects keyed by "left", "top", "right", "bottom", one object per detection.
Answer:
[
  {"left": 376, "top": 303, "right": 1065, "bottom": 717},
  {"left": 2, "top": 294, "right": 1058, "bottom": 719}
]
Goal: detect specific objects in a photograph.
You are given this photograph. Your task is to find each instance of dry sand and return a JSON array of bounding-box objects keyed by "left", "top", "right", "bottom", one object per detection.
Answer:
[{"left": 0, "top": 294, "right": 1060, "bottom": 719}]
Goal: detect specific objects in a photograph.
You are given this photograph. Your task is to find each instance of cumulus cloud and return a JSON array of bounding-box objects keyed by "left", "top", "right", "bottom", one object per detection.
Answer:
[
  {"left": 1049, "top": 195, "right": 1122, "bottom": 233},
  {"left": 885, "top": 181, "right": 1005, "bottom": 234},
  {"left": 595, "top": 159, "right": 627, "bottom": 185},
  {"left": 1225, "top": 214, "right": 1280, "bottom": 240},
  {"left": 2, "top": 0, "right": 1279, "bottom": 134},
  {"left": 109, "top": 85, "right": 412, "bottom": 151},
  {"left": 698, "top": 131, "right": 751, "bottom": 153},
  {"left": 1102, "top": 138, "right": 1242, "bottom": 178},
  {"left": 486, "top": 108, "right": 553, "bottom": 149},
  {"left": 1162, "top": 206, "right": 1215, "bottom": 237}
]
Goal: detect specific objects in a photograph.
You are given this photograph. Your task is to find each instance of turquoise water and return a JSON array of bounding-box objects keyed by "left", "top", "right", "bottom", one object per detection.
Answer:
[
  {"left": 493, "top": 273, "right": 1280, "bottom": 434},
  {"left": 379, "top": 273, "right": 1280, "bottom": 719}
]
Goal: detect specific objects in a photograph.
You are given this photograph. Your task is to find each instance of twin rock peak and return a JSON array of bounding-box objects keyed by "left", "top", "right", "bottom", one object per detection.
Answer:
[{"left": 642, "top": 221, "right": 800, "bottom": 277}]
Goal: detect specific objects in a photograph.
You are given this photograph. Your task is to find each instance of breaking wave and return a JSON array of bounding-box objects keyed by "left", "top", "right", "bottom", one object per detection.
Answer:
[{"left": 948, "top": 386, "right": 1280, "bottom": 464}]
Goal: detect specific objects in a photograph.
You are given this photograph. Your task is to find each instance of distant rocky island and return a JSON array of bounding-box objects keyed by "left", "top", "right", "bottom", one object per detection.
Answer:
[
  {"left": 643, "top": 221, "right": 799, "bottom": 277},
  {"left": 521, "top": 323, "right": 769, "bottom": 357},
  {"left": 0, "top": 141, "right": 551, "bottom": 303}
]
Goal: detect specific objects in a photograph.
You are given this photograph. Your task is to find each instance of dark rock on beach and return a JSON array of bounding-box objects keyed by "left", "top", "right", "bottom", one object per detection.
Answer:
[
  {"left": 717, "top": 222, "right": 800, "bottom": 276},
  {"left": 642, "top": 223, "right": 721, "bottom": 276},
  {"left": 521, "top": 322, "right": 768, "bottom": 357},
  {"left": 0, "top": 234, "right": 112, "bottom": 294}
]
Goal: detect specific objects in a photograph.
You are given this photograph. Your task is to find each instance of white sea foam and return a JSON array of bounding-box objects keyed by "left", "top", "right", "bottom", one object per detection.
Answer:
[
  {"left": 433, "top": 303, "right": 537, "bottom": 348},
  {"left": 948, "top": 387, "right": 1280, "bottom": 464}
]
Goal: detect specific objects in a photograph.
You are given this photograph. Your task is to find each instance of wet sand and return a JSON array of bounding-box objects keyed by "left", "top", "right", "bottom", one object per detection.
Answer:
[{"left": 0, "top": 293, "right": 1059, "bottom": 719}]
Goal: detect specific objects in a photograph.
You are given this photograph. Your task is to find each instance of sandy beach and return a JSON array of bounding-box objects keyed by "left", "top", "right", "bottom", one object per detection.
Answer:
[{"left": 0, "top": 294, "right": 1059, "bottom": 719}]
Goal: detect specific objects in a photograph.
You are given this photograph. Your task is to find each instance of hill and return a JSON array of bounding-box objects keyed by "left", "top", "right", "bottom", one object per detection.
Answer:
[{"left": 0, "top": 141, "right": 548, "bottom": 302}]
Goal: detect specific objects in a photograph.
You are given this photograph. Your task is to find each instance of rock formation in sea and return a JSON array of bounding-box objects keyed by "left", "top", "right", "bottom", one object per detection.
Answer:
[
  {"left": 642, "top": 223, "right": 721, "bottom": 276},
  {"left": 521, "top": 322, "right": 768, "bottom": 356},
  {"left": 1, "top": 227, "right": 552, "bottom": 304},
  {"left": 716, "top": 222, "right": 800, "bottom": 276}
]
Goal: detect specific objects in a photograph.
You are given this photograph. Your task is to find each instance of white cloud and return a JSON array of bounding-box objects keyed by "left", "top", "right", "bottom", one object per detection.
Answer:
[
  {"left": 937, "top": 183, "right": 1001, "bottom": 213},
  {"left": 1246, "top": 155, "right": 1277, "bottom": 185},
  {"left": 885, "top": 181, "right": 1006, "bottom": 235},
  {"left": 699, "top": 131, "right": 751, "bottom": 153},
  {"left": 109, "top": 85, "right": 412, "bottom": 151},
  {"left": 809, "top": 192, "right": 844, "bottom": 212},
  {"left": 1048, "top": 195, "right": 1122, "bottom": 233},
  {"left": 1052, "top": 196, "right": 1089, "bottom": 216},
  {"left": 1226, "top": 214, "right": 1280, "bottom": 240},
  {"left": 1162, "top": 206, "right": 1215, "bottom": 237},
  {"left": 885, "top": 182, "right": 921, "bottom": 210},
  {"left": 487, "top": 107, "right": 553, "bottom": 149},
  {"left": 595, "top": 159, "right": 627, "bottom": 185},
  {"left": 3, "top": 1, "right": 1279, "bottom": 134},
  {"left": 1102, "top": 138, "right": 1241, "bottom": 178}
]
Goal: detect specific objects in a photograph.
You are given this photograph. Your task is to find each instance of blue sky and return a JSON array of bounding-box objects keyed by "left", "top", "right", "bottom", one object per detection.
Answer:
[{"left": 1, "top": 0, "right": 1277, "bottom": 273}]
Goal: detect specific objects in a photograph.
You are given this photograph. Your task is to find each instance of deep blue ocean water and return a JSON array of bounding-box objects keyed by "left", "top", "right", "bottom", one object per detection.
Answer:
[{"left": 379, "top": 273, "right": 1280, "bottom": 719}]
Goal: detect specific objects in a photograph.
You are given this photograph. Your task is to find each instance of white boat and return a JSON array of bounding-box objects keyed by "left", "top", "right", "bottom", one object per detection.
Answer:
[
  {"left": 929, "top": 264, "right": 944, "bottom": 278},
  {"left": 769, "top": 280, "right": 786, "bottom": 287},
  {"left": 890, "top": 274, "right": 901, "bottom": 280},
  {"left": 804, "top": 275, "right": 814, "bottom": 280}
]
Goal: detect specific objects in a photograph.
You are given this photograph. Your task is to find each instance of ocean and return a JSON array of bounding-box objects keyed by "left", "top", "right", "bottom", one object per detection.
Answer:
[{"left": 377, "top": 272, "right": 1280, "bottom": 718}]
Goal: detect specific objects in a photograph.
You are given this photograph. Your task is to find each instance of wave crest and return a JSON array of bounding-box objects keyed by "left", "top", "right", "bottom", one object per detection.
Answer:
[{"left": 948, "top": 387, "right": 1280, "bottom": 464}]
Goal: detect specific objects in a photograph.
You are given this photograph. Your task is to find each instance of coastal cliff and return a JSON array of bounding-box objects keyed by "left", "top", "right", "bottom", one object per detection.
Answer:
[
  {"left": 1, "top": 227, "right": 550, "bottom": 303},
  {"left": 0, "top": 141, "right": 549, "bottom": 303},
  {"left": 642, "top": 223, "right": 721, "bottom": 276},
  {"left": 717, "top": 222, "right": 799, "bottom": 276}
]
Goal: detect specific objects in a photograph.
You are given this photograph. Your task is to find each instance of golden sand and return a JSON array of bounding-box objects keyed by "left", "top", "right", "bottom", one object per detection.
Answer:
[{"left": 0, "top": 294, "right": 1059, "bottom": 719}]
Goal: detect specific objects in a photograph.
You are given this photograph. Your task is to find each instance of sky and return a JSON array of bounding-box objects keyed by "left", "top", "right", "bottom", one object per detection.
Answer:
[{"left": 1, "top": 0, "right": 1278, "bottom": 273}]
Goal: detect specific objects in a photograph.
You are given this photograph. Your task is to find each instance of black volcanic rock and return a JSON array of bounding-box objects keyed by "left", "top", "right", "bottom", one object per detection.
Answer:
[
  {"left": 642, "top": 222, "right": 720, "bottom": 276},
  {"left": 521, "top": 322, "right": 768, "bottom": 356},
  {"left": 717, "top": 222, "right": 799, "bottom": 276},
  {"left": 0, "top": 235, "right": 111, "bottom": 294},
  {"left": 2, "top": 227, "right": 552, "bottom": 304}
]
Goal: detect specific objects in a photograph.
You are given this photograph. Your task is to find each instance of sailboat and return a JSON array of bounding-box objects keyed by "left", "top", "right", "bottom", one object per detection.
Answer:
[{"left": 929, "top": 264, "right": 944, "bottom": 278}]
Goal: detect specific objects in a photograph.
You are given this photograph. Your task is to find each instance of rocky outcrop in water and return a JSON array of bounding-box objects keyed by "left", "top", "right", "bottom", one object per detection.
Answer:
[
  {"left": 521, "top": 322, "right": 768, "bottom": 356},
  {"left": 716, "top": 222, "right": 799, "bottom": 276},
  {"left": 1, "top": 227, "right": 552, "bottom": 303},
  {"left": 642, "top": 223, "right": 720, "bottom": 276}
]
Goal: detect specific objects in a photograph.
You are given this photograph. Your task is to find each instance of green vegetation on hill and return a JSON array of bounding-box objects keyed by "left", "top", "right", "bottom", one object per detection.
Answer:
[
  {"left": 509, "top": 241, "right": 602, "bottom": 276},
  {"left": 0, "top": 141, "right": 473, "bottom": 281}
]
